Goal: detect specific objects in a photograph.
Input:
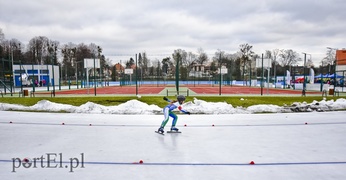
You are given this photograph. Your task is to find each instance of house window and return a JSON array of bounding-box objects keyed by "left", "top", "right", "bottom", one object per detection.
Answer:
[
  {"left": 14, "top": 70, "right": 26, "bottom": 74},
  {"left": 40, "top": 70, "right": 49, "bottom": 74},
  {"left": 27, "top": 70, "right": 39, "bottom": 74}
]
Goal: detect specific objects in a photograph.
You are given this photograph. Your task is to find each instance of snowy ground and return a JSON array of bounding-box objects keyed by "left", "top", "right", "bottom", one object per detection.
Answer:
[
  {"left": 0, "top": 111, "right": 346, "bottom": 180},
  {"left": 1, "top": 98, "right": 346, "bottom": 114}
]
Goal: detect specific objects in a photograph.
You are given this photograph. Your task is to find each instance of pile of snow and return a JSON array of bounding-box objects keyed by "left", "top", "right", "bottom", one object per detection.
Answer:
[
  {"left": 289, "top": 98, "right": 346, "bottom": 112},
  {"left": 183, "top": 99, "right": 249, "bottom": 114},
  {"left": 0, "top": 98, "right": 345, "bottom": 114}
]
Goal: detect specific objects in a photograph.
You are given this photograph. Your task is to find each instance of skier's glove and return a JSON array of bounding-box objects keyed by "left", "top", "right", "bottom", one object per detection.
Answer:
[
  {"left": 186, "top": 112, "right": 191, "bottom": 115},
  {"left": 163, "top": 97, "right": 169, "bottom": 101}
]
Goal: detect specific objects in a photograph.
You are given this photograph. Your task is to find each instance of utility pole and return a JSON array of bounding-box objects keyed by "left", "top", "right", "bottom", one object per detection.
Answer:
[
  {"left": 261, "top": 53, "right": 263, "bottom": 96},
  {"left": 302, "top": 52, "right": 307, "bottom": 90},
  {"left": 136, "top": 54, "right": 138, "bottom": 95},
  {"left": 93, "top": 55, "right": 96, "bottom": 96},
  {"left": 219, "top": 53, "right": 221, "bottom": 95},
  {"left": 11, "top": 45, "right": 14, "bottom": 95},
  {"left": 327, "top": 47, "right": 338, "bottom": 96}
]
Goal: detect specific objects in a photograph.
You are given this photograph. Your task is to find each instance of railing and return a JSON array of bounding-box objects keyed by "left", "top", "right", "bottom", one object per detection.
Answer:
[
  {"left": 166, "top": 89, "right": 189, "bottom": 96},
  {"left": 0, "top": 79, "right": 13, "bottom": 93}
]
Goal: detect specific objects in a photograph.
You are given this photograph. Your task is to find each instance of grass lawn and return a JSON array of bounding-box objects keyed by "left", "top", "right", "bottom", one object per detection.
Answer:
[{"left": 0, "top": 96, "right": 342, "bottom": 108}]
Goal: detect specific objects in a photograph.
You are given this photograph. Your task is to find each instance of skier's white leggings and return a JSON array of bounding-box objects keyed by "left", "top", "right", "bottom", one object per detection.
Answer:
[{"left": 160, "top": 107, "right": 178, "bottom": 128}]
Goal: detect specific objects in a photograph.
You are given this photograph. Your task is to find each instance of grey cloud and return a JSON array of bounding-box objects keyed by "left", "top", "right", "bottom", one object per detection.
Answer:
[
  {"left": 0, "top": 0, "right": 345, "bottom": 64},
  {"left": 268, "top": 0, "right": 346, "bottom": 22}
]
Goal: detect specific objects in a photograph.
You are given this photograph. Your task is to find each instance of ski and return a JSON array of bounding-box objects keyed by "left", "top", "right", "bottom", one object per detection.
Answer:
[
  {"left": 155, "top": 131, "right": 165, "bottom": 135},
  {"left": 167, "top": 131, "right": 182, "bottom": 133}
]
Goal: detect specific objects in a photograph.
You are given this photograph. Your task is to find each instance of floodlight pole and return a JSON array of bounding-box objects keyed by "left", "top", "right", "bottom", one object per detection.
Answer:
[
  {"left": 59, "top": 64, "right": 61, "bottom": 90},
  {"left": 52, "top": 58, "right": 55, "bottom": 97},
  {"left": 11, "top": 46, "right": 14, "bottom": 95},
  {"left": 52, "top": 49, "right": 56, "bottom": 97},
  {"left": 320, "top": 61, "right": 323, "bottom": 92},
  {"left": 267, "top": 67, "right": 270, "bottom": 94},
  {"left": 76, "top": 62, "right": 78, "bottom": 89},
  {"left": 230, "top": 59, "right": 233, "bottom": 86},
  {"left": 274, "top": 61, "right": 277, "bottom": 88},
  {"left": 46, "top": 62, "right": 49, "bottom": 91},
  {"left": 302, "top": 52, "right": 307, "bottom": 90},
  {"left": 261, "top": 53, "right": 264, "bottom": 96},
  {"left": 86, "top": 68, "right": 89, "bottom": 95},
  {"left": 327, "top": 47, "right": 338, "bottom": 96},
  {"left": 32, "top": 62, "right": 35, "bottom": 92},
  {"left": 293, "top": 65, "right": 296, "bottom": 90},
  {"left": 94, "top": 56, "right": 96, "bottom": 96},
  {"left": 136, "top": 54, "right": 138, "bottom": 95},
  {"left": 20, "top": 60, "right": 23, "bottom": 96},
  {"left": 219, "top": 53, "right": 221, "bottom": 95}
]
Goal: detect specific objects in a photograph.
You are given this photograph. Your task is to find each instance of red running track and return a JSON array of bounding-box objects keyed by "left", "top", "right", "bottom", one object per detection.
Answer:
[
  {"left": 36, "top": 86, "right": 165, "bottom": 95},
  {"left": 186, "top": 85, "right": 321, "bottom": 95},
  {"left": 35, "top": 85, "right": 322, "bottom": 95}
]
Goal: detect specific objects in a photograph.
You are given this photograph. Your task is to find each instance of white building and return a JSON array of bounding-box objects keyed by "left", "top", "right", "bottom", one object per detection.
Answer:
[{"left": 13, "top": 64, "right": 60, "bottom": 87}]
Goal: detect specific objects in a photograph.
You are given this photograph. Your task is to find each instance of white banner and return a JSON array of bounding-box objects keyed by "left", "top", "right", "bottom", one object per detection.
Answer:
[
  {"left": 286, "top": 70, "right": 291, "bottom": 85},
  {"left": 309, "top": 68, "right": 315, "bottom": 84}
]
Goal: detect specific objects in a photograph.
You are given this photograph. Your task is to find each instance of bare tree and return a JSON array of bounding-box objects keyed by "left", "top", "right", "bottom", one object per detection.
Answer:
[
  {"left": 28, "top": 36, "right": 49, "bottom": 64},
  {"left": 196, "top": 47, "right": 208, "bottom": 65},
  {"left": 10, "top": 39, "right": 23, "bottom": 63},
  {"left": 138, "top": 53, "right": 142, "bottom": 66},
  {"left": 272, "top": 49, "right": 281, "bottom": 64},
  {"left": 89, "top": 43, "right": 100, "bottom": 57},
  {"left": 213, "top": 49, "right": 235, "bottom": 74},
  {"left": 47, "top": 40, "right": 60, "bottom": 64},
  {"left": 186, "top": 51, "right": 197, "bottom": 71},
  {"left": 172, "top": 49, "right": 188, "bottom": 67},
  {"left": 137, "top": 53, "right": 143, "bottom": 81},
  {"left": 0, "top": 28, "right": 4, "bottom": 43},
  {"left": 265, "top": 49, "right": 282, "bottom": 77},
  {"left": 0, "top": 28, "right": 5, "bottom": 59},
  {"left": 141, "top": 52, "right": 149, "bottom": 76},
  {"left": 212, "top": 49, "right": 227, "bottom": 66},
  {"left": 161, "top": 57, "right": 172, "bottom": 75},
  {"left": 238, "top": 43, "right": 255, "bottom": 83},
  {"left": 322, "top": 48, "right": 335, "bottom": 66},
  {"left": 265, "top": 49, "right": 282, "bottom": 64},
  {"left": 264, "top": 50, "right": 272, "bottom": 59},
  {"left": 125, "top": 57, "right": 135, "bottom": 68},
  {"left": 0, "top": 38, "right": 22, "bottom": 61},
  {"left": 279, "top": 49, "right": 301, "bottom": 66},
  {"left": 306, "top": 57, "right": 314, "bottom": 68},
  {"left": 61, "top": 42, "right": 77, "bottom": 79}
]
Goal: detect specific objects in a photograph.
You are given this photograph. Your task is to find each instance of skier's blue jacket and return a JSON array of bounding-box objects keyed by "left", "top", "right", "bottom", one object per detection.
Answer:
[{"left": 164, "top": 98, "right": 189, "bottom": 114}]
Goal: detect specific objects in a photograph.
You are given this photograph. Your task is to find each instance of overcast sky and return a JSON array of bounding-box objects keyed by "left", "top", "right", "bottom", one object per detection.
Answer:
[{"left": 0, "top": 0, "right": 345, "bottom": 65}]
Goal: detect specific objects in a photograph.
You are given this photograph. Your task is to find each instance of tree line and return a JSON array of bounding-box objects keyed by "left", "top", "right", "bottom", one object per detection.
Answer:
[{"left": 0, "top": 28, "right": 337, "bottom": 82}]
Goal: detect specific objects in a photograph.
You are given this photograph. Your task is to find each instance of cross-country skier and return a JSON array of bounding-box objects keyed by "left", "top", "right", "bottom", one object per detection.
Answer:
[{"left": 157, "top": 95, "right": 190, "bottom": 134}]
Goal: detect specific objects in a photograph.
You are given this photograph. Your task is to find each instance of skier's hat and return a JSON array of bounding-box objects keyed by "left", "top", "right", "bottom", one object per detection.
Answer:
[{"left": 177, "top": 95, "right": 186, "bottom": 104}]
